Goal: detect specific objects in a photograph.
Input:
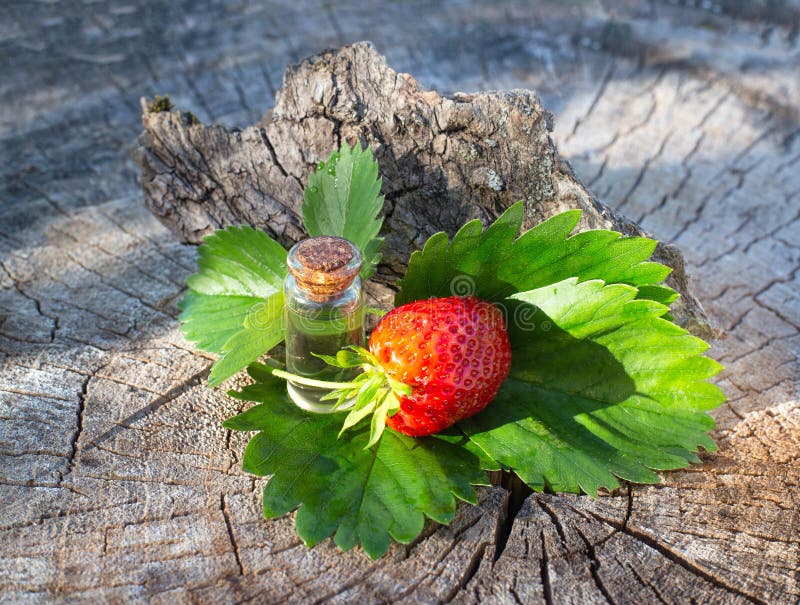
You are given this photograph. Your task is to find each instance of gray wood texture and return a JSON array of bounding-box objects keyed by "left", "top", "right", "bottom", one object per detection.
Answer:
[
  {"left": 1, "top": 1, "right": 798, "bottom": 603},
  {"left": 135, "top": 42, "right": 709, "bottom": 332}
]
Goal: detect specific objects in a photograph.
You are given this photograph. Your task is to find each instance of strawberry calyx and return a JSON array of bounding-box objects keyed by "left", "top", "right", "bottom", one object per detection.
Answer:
[{"left": 271, "top": 346, "right": 411, "bottom": 448}]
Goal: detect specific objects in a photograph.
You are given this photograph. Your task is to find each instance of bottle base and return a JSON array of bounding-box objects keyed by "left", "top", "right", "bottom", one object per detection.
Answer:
[{"left": 287, "top": 382, "right": 354, "bottom": 414}]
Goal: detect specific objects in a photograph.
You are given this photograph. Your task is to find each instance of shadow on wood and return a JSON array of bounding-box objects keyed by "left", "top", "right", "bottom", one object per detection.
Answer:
[{"left": 134, "top": 41, "right": 714, "bottom": 336}]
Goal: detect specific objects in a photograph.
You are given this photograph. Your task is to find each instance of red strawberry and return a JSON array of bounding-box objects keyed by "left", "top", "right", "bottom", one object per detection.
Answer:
[{"left": 368, "top": 296, "right": 511, "bottom": 436}]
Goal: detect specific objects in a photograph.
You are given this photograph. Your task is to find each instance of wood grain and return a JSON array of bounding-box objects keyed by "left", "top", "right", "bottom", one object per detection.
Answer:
[
  {"left": 1, "top": 1, "right": 797, "bottom": 603},
  {"left": 134, "top": 41, "right": 709, "bottom": 332}
]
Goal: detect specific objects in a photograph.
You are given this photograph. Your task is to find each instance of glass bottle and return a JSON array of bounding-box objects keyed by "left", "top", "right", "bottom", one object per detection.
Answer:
[{"left": 284, "top": 236, "right": 365, "bottom": 413}]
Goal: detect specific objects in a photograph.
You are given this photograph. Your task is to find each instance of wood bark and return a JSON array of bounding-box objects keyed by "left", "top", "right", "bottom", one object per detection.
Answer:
[
  {"left": 134, "top": 42, "right": 711, "bottom": 334},
  {"left": 1, "top": 2, "right": 798, "bottom": 604}
]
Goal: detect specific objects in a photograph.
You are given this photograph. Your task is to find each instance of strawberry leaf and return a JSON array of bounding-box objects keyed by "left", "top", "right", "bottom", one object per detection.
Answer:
[
  {"left": 180, "top": 143, "right": 388, "bottom": 386},
  {"left": 225, "top": 369, "right": 486, "bottom": 559},
  {"left": 303, "top": 143, "right": 384, "bottom": 278},
  {"left": 395, "top": 202, "right": 675, "bottom": 307},
  {"left": 178, "top": 225, "right": 288, "bottom": 386},
  {"left": 460, "top": 278, "right": 725, "bottom": 496},
  {"left": 178, "top": 291, "right": 266, "bottom": 353}
]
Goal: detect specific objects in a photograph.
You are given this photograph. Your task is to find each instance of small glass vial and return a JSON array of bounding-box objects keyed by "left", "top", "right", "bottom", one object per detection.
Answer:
[{"left": 284, "top": 236, "right": 365, "bottom": 413}]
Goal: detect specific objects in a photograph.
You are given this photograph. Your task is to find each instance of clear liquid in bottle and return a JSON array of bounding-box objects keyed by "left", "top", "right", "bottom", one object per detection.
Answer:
[{"left": 283, "top": 236, "right": 365, "bottom": 413}]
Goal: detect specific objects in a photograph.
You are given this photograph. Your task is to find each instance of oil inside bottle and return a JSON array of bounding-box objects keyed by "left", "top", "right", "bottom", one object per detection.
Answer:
[
  {"left": 283, "top": 236, "right": 365, "bottom": 413},
  {"left": 285, "top": 303, "right": 364, "bottom": 412}
]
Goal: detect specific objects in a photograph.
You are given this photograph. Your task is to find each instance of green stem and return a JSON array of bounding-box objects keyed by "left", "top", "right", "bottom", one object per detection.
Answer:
[
  {"left": 271, "top": 368, "right": 361, "bottom": 390},
  {"left": 365, "top": 306, "right": 389, "bottom": 317}
]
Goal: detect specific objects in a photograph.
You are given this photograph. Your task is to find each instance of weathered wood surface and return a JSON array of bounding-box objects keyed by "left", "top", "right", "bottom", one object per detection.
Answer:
[
  {"left": 135, "top": 42, "right": 710, "bottom": 332},
  {"left": 1, "top": 1, "right": 798, "bottom": 603}
]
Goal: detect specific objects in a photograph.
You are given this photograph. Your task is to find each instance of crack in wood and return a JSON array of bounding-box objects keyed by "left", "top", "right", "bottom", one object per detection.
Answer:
[
  {"left": 63, "top": 251, "right": 176, "bottom": 320},
  {"left": 0, "top": 386, "right": 74, "bottom": 404},
  {"left": 626, "top": 558, "right": 671, "bottom": 605},
  {"left": 539, "top": 530, "right": 554, "bottom": 605},
  {"left": 594, "top": 68, "right": 666, "bottom": 158},
  {"left": 220, "top": 494, "right": 244, "bottom": 577},
  {"left": 85, "top": 366, "right": 210, "bottom": 451},
  {"left": 96, "top": 207, "right": 196, "bottom": 275},
  {"left": 618, "top": 131, "right": 673, "bottom": 211},
  {"left": 310, "top": 561, "right": 383, "bottom": 604},
  {"left": 60, "top": 373, "right": 91, "bottom": 486},
  {"left": 567, "top": 59, "right": 617, "bottom": 141},
  {"left": 443, "top": 542, "right": 488, "bottom": 603},
  {"left": 0, "top": 477, "right": 91, "bottom": 497},
  {"left": 258, "top": 127, "right": 288, "bottom": 178},
  {"left": 585, "top": 510, "right": 769, "bottom": 605},
  {"left": 574, "top": 524, "right": 619, "bottom": 605},
  {"left": 134, "top": 41, "right": 711, "bottom": 331},
  {"left": 2, "top": 7, "right": 799, "bottom": 601},
  {"left": 492, "top": 473, "right": 533, "bottom": 562},
  {"left": 536, "top": 499, "right": 568, "bottom": 546},
  {"left": 0, "top": 261, "right": 59, "bottom": 343}
]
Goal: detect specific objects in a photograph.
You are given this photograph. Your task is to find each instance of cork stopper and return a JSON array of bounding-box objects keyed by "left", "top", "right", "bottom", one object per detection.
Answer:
[{"left": 287, "top": 236, "right": 362, "bottom": 301}]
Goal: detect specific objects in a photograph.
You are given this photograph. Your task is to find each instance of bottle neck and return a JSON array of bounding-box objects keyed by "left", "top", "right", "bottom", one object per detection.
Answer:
[
  {"left": 292, "top": 273, "right": 359, "bottom": 302},
  {"left": 286, "top": 236, "right": 363, "bottom": 302},
  {"left": 286, "top": 274, "right": 362, "bottom": 306}
]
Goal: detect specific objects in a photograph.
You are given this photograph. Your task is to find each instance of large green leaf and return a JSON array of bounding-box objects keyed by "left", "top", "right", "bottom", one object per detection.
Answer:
[
  {"left": 225, "top": 366, "right": 486, "bottom": 559},
  {"left": 179, "top": 144, "right": 389, "bottom": 386},
  {"left": 303, "top": 143, "right": 384, "bottom": 278},
  {"left": 178, "top": 291, "right": 265, "bottom": 353},
  {"left": 223, "top": 277, "right": 724, "bottom": 556},
  {"left": 395, "top": 202, "right": 675, "bottom": 306},
  {"left": 178, "top": 226, "right": 288, "bottom": 386},
  {"left": 461, "top": 278, "right": 725, "bottom": 496},
  {"left": 181, "top": 149, "right": 726, "bottom": 558}
]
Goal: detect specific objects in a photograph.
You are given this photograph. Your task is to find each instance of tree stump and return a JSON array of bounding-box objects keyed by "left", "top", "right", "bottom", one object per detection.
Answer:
[
  {"left": 135, "top": 42, "right": 711, "bottom": 334},
  {"left": 1, "top": 4, "right": 798, "bottom": 604}
]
